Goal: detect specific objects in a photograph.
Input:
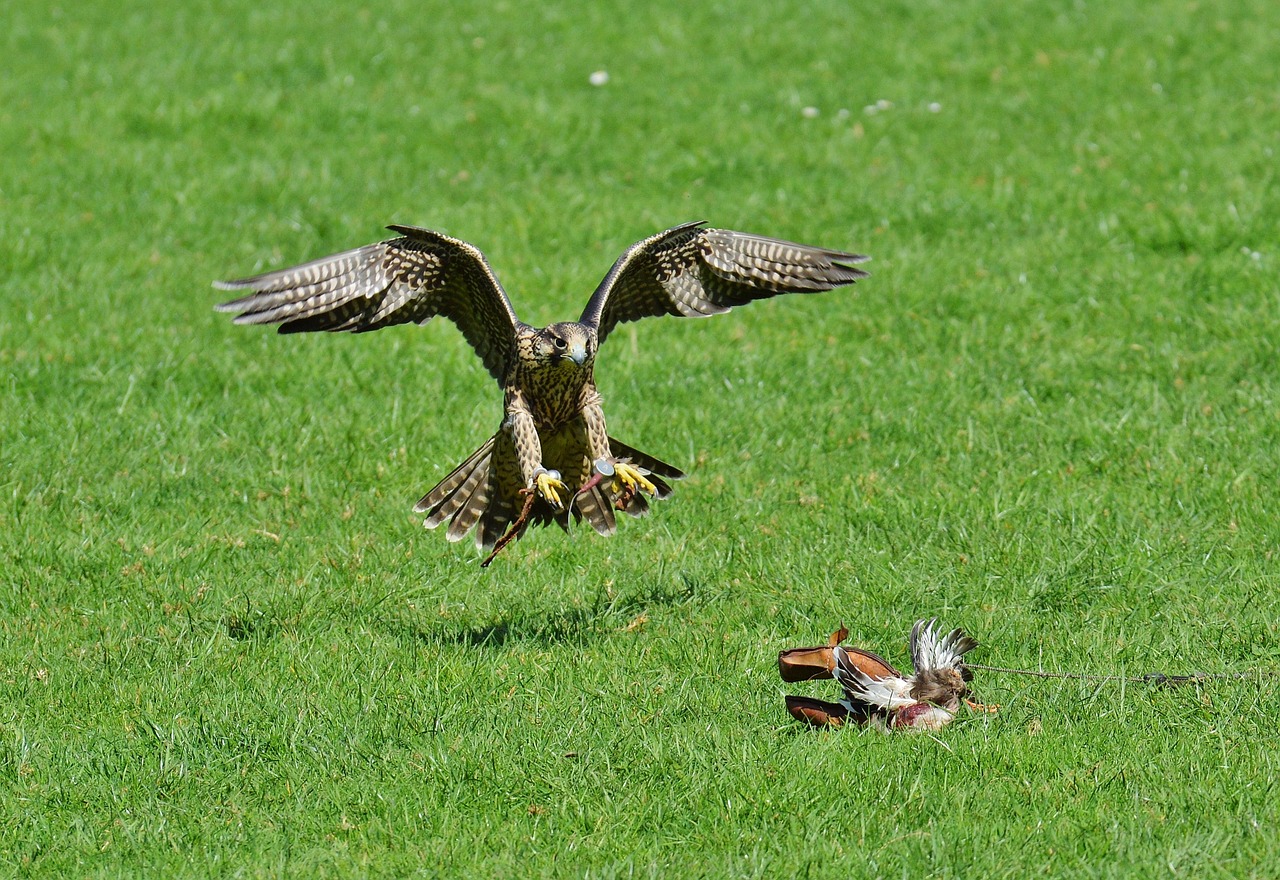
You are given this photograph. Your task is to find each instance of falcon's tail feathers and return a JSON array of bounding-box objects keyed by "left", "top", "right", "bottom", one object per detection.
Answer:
[
  {"left": 571, "top": 480, "right": 618, "bottom": 536},
  {"left": 415, "top": 437, "right": 502, "bottom": 546}
]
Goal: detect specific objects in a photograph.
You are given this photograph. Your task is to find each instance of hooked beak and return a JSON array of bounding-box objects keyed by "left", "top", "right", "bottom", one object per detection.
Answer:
[{"left": 567, "top": 340, "right": 589, "bottom": 366}]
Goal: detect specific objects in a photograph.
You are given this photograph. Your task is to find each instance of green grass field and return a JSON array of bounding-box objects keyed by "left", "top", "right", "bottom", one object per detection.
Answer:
[{"left": 4, "top": 0, "right": 1279, "bottom": 875}]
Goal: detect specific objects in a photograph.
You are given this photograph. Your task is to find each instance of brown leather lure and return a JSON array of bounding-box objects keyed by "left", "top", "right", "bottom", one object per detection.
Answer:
[{"left": 778, "top": 625, "right": 900, "bottom": 683}]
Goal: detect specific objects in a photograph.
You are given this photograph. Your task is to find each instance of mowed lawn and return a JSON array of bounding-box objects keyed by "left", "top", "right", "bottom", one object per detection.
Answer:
[{"left": 3, "top": 0, "right": 1279, "bottom": 875}]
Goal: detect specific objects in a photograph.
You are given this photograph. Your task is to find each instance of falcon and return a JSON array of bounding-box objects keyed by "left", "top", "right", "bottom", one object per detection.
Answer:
[{"left": 216, "top": 221, "right": 868, "bottom": 555}]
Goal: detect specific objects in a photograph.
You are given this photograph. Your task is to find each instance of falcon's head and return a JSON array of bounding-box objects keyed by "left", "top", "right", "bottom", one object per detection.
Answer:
[{"left": 530, "top": 322, "right": 596, "bottom": 370}]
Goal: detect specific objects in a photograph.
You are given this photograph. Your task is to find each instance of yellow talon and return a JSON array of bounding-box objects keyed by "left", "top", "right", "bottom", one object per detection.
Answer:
[
  {"left": 534, "top": 470, "right": 568, "bottom": 510},
  {"left": 613, "top": 461, "right": 657, "bottom": 496}
]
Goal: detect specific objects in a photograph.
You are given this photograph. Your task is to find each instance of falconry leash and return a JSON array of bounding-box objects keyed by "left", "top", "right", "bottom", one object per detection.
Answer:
[{"left": 965, "top": 663, "right": 1276, "bottom": 685}]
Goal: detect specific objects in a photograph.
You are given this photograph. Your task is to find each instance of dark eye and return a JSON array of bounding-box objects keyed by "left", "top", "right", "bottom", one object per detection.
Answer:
[{"left": 552, "top": 337, "right": 567, "bottom": 350}]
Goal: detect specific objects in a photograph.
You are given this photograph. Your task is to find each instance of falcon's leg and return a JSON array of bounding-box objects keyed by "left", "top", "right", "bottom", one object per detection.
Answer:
[
  {"left": 581, "top": 387, "right": 611, "bottom": 460},
  {"left": 580, "top": 391, "right": 657, "bottom": 497},
  {"left": 504, "top": 398, "right": 567, "bottom": 510}
]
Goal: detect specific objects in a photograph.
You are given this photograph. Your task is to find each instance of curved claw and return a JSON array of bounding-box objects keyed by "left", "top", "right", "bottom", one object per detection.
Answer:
[
  {"left": 534, "top": 469, "right": 569, "bottom": 511},
  {"left": 613, "top": 461, "right": 657, "bottom": 496}
]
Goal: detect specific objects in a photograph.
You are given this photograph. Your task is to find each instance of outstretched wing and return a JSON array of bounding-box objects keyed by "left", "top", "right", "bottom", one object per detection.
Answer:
[
  {"left": 909, "top": 618, "right": 979, "bottom": 676},
  {"left": 833, "top": 646, "right": 915, "bottom": 711},
  {"left": 215, "top": 225, "right": 521, "bottom": 382},
  {"left": 578, "top": 221, "right": 869, "bottom": 345}
]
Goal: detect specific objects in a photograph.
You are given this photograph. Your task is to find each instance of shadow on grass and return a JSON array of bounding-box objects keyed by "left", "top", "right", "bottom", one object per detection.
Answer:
[{"left": 390, "top": 574, "right": 705, "bottom": 650}]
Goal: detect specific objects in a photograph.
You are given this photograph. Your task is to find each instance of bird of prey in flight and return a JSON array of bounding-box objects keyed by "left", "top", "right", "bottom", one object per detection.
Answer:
[{"left": 216, "top": 221, "right": 868, "bottom": 555}]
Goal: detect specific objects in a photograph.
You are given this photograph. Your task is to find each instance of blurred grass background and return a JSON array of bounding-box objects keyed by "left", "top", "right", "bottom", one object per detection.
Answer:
[{"left": 2, "top": 0, "right": 1279, "bottom": 876}]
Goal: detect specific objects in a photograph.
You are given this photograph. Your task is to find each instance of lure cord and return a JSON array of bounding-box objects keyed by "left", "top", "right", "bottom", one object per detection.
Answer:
[{"left": 966, "top": 663, "right": 1273, "bottom": 685}]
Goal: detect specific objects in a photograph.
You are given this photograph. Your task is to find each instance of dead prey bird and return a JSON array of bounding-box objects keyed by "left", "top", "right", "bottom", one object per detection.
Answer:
[
  {"left": 216, "top": 221, "right": 868, "bottom": 553},
  {"left": 834, "top": 618, "right": 979, "bottom": 731},
  {"left": 780, "top": 619, "right": 993, "bottom": 731}
]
